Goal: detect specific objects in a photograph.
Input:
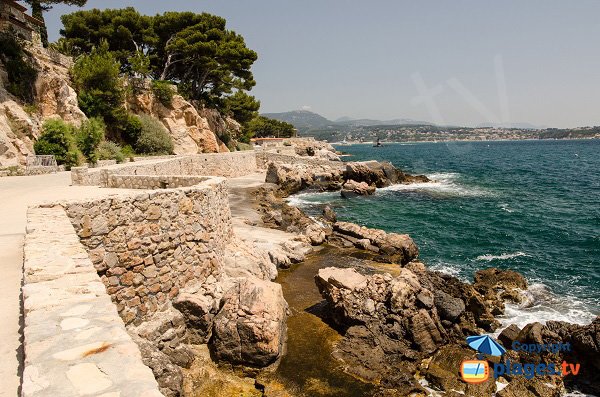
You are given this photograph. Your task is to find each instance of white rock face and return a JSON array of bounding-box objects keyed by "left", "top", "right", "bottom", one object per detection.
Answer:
[{"left": 127, "top": 87, "right": 229, "bottom": 155}]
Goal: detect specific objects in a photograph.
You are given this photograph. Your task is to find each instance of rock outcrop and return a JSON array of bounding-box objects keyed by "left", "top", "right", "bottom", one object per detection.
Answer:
[
  {"left": 313, "top": 264, "right": 526, "bottom": 395},
  {"left": 332, "top": 221, "right": 419, "bottom": 265},
  {"left": 497, "top": 318, "right": 600, "bottom": 396},
  {"left": 0, "top": 47, "right": 86, "bottom": 166},
  {"left": 265, "top": 161, "right": 345, "bottom": 196},
  {"left": 341, "top": 179, "right": 376, "bottom": 198},
  {"left": 127, "top": 87, "right": 228, "bottom": 155},
  {"left": 345, "top": 160, "right": 429, "bottom": 188}
]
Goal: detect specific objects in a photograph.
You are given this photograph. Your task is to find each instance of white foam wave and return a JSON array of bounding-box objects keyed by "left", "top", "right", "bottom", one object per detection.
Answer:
[
  {"left": 428, "top": 262, "right": 465, "bottom": 279},
  {"left": 381, "top": 172, "right": 492, "bottom": 198},
  {"left": 496, "top": 282, "right": 597, "bottom": 334},
  {"left": 285, "top": 191, "right": 338, "bottom": 207},
  {"left": 476, "top": 252, "right": 529, "bottom": 261},
  {"left": 499, "top": 203, "right": 514, "bottom": 213}
]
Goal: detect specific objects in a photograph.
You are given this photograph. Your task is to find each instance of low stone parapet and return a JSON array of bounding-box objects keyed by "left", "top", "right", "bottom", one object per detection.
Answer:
[
  {"left": 22, "top": 206, "right": 163, "bottom": 397},
  {"left": 71, "top": 152, "right": 258, "bottom": 187},
  {"left": 106, "top": 174, "right": 210, "bottom": 189}
]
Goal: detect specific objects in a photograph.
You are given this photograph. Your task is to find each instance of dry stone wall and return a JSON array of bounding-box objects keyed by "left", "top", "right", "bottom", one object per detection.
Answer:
[
  {"left": 71, "top": 151, "right": 257, "bottom": 187},
  {"left": 62, "top": 177, "right": 233, "bottom": 326}
]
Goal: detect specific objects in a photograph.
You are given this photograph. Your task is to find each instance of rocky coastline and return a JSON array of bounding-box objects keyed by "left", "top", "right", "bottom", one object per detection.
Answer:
[{"left": 250, "top": 141, "right": 600, "bottom": 397}]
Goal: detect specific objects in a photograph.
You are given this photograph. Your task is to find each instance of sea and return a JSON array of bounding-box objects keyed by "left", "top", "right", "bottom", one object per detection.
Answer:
[{"left": 288, "top": 139, "right": 600, "bottom": 329}]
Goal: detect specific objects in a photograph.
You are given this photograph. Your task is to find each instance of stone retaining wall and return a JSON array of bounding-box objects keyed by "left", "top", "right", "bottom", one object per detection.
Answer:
[
  {"left": 72, "top": 152, "right": 257, "bottom": 187},
  {"left": 22, "top": 206, "right": 163, "bottom": 397},
  {"left": 107, "top": 175, "right": 210, "bottom": 190},
  {"left": 62, "top": 177, "right": 232, "bottom": 326}
]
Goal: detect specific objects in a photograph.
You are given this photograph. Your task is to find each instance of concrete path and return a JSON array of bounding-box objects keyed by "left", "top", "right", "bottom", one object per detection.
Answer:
[{"left": 0, "top": 172, "right": 132, "bottom": 397}]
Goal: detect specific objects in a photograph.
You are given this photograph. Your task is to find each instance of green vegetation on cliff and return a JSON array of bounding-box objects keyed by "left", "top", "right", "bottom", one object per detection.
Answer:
[
  {"left": 60, "top": 8, "right": 258, "bottom": 110},
  {"left": 0, "top": 33, "right": 38, "bottom": 103}
]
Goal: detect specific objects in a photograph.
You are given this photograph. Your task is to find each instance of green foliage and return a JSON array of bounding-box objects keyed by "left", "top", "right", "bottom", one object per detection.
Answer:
[
  {"left": 128, "top": 50, "right": 151, "bottom": 78},
  {"left": 245, "top": 116, "right": 296, "bottom": 139},
  {"left": 235, "top": 142, "right": 253, "bottom": 151},
  {"left": 223, "top": 91, "right": 260, "bottom": 125},
  {"left": 0, "top": 32, "right": 38, "bottom": 103},
  {"left": 76, "top": 117, "right": 105, "bottom": 164},
  {"left": 151, "top": 80, "right": 174, "bottom": 107},
  {"left": 60, "top": 7, "right": 154, "bottom": 70},
  {"left": 48, "top": 38, "right": 76, "bottom": 56},
  {"left": 33, "top": 119, "right": 82, "bottom": 169},
  {"left": 60, "top": 8, "right": 258, "bottom": 108},
  {"left": 96, "top": 140, "right": 125, "bottom": 163},
  {"left": 109, "top": 109, "right": 142, "bottom": 146},
  {"left": 135, "top": 115, "right": 174, "bottom": 155},
  {"left": 121, "top": 144, "right": 135, "bottom": 159},
  {"left": 71, "top": 42, "right": 123, "bottom": 122},
  {"left": 157, "top": 14, "right": 257, "bottom": 105}
]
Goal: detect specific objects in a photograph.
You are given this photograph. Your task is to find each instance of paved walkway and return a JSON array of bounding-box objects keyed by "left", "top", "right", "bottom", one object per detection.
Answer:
[{"left": 0, "top": 172, "right": 131, "bottom": 397}]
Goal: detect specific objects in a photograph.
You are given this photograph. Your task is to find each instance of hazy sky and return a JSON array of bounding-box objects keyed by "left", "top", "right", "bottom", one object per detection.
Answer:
[{"left": 43, "top": 0, "right": 600, "bottom": 128}]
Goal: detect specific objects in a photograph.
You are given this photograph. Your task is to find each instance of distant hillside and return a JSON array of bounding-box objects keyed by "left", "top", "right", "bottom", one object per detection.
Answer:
[
  {"left": 335, "top": 117, "right": 433, "bottom": 127},
  {"left": 262, "top": 110, "right": 332, "bottom": 130},
  {"left": 262, "top": 110, "right": 433, "bottom": 133}
]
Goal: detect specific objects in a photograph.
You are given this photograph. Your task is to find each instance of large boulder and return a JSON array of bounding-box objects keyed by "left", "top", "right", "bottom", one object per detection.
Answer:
[
  {"left": 341, "top": 179, "right": 376, "bottom": 198},
  {"left": 209, "top": 277, "right": 288, "bottom": 367}
]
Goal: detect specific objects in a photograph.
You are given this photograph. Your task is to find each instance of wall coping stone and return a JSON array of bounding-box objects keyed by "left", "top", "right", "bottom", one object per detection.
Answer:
[{"left": 22, "top": 206, "right": 164, "bottom": 397}]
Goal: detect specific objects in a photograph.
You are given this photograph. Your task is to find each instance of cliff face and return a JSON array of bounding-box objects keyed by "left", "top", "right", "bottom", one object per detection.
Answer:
[
  {"left": 0, "top": 45, "right": 86, "bottom": 167},
  {"left": 0, "top": 44, "right": 236, "bottom": 167},
  {"left": 126, "top": 86, "right": 231, "bottom": 155}
]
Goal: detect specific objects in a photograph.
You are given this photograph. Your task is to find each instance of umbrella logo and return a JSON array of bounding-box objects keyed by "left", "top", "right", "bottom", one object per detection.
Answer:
[
  {"left": 466, "top": 334, "right": 507, "bottom": 357},
  {"left": 461, "top": 335, "right": 506, "bottom": 384}
]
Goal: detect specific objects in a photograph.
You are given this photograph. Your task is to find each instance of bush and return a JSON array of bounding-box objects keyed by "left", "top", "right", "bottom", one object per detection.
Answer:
[
  {"left": 76, "top": 117, "right": 105, "bottom": 164},
  {"left": 151, "top": 80, "right": 174, "bottom": 107},
  {"left": 0, "top": 32, "right": 38, "bottom": 103},
  {"left": 110, "top": 109, "right": 142, "bottom": 146},
  {"left": 33, "top": 120, "right": 82, "bottom": 169},
  {"left": 96, "top": 140, "right": 125, "bottom": 163},
  {"left": 135, "top": 115, "right": 174, "bottom": 155}
]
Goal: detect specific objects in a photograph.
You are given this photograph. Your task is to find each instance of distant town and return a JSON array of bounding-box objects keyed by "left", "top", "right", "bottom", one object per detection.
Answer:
[
  {"left": 261, "top": 110, "right": 600, "bottom": 143},
  {"left": 320, "top": 124, "right": 600, "bottom": 144}
]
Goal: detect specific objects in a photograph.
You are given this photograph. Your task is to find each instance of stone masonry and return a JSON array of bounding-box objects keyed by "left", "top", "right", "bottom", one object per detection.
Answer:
[{"left": 62, "top": 177, "right": 232, "bottom": 326}]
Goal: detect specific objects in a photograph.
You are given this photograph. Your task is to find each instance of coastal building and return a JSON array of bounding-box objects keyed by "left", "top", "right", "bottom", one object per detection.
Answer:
[
  {"left": 251, "top": 137, "right": 285, "bottom": 148},
  {"left": 0, "top": 0, "right": 43, "bottom": 42}
]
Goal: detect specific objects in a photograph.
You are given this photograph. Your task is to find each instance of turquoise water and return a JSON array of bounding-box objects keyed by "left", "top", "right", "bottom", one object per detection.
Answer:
[{"left": 290, "top": 140, "right": 600, "bottom": 326}]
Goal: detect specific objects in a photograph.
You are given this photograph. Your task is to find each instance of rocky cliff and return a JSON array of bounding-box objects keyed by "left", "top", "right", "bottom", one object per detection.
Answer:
[
  {"left": 126, "top": 83, "right": 233, "bottom": 155},
  {"left": 0, "top": 45, "right": 86, "bottom": 167},
  {"left": 0, "top": 44, "right": 235, "bottom": 167}
]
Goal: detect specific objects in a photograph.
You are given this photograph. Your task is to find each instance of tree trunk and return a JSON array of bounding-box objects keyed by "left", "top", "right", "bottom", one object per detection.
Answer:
[{"left": 30, "top": 0, "right": 48, "bottom": 47}]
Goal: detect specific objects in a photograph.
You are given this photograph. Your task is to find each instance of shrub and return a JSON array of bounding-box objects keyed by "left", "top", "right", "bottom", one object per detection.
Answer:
[
  {"left": 33, "top": 120, "right": 82, "bottom": 169},
  {"left": 76, "top": 118, "right": 105, "bottom": 164},
  {"left": 151, "top": 80, "right": 174, "bottom": 107},
  {"left": 110, "top": 109, "right": 142, "bottom": 146},
  {"left": 0, "top": 32, "right": 38, "bottom": 103},
  {"left": 135, "top": 115, "right": 174, "bottom": 155},
  {"left": 96, "top": 140, "right": 125, "bottom": 163}
]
